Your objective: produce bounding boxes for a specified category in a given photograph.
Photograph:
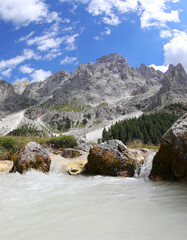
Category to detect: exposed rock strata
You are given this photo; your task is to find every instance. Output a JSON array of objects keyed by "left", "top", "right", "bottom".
[{"left": 13, "top": 79, "right": 30, "bottom": 95}]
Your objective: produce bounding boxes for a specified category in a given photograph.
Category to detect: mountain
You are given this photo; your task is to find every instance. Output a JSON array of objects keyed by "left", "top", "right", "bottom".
[
  {"left": 0, "top": 53, "right": 186, "bottom": 135},
  {"left": 22, "top": 70, "right": 69, "bottom": 102},
  {"left": 0, "top": 80, "right": 36, "bottom": 116},
  {"left": 144, "top": 63, "right": 187, "bottom": 111},
  {"left": 13, "top": 79, "right": 30, "bottom": 95}
]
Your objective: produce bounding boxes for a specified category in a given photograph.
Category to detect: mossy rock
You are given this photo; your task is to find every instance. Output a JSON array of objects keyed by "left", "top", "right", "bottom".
[
  {"left": 86, "top": 146, "right": 135, "bottom": 177},
  {"left": 13, "top": 142, "right": 51, "bottom": 173}
]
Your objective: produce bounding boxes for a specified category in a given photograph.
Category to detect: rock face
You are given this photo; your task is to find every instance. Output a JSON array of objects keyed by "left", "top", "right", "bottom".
[
  {"left": 86, "top": 140, "right": 136, "bottom": 177},
  {"left": 61, "top": 148, "right": 81, "bottom": 158},
  {"left": 0, "top": 80, "right": 36, "bottom": 115},
  {"left": 22, "top": 53, "right": 164, "bottom": 130},
  {"left": 13, "top": 79, "right": 30, "bottom": 95},
  {"left": 149, "top": 114, "right": 187, "bottom": 181},
  {"left": 22, "top": 70, "right": 69, "bottom": 101},
  {"left": 14, "top": 142, "right": 51, "bottom": 173},
  {"left": 145, "top": 64, "right": 187, "bottom": 111},
  {"left": 1, "top": 53, "right": 187, "bottom": 136}
]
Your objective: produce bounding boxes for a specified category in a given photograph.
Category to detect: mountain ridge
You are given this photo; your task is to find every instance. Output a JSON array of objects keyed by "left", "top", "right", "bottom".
[{"left": 0, "top": 53, "right": 186, "bottom": 136}]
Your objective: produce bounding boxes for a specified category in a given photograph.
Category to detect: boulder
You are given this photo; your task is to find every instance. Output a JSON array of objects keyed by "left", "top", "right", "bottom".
[
  {"left": 61, "top": 148, "right": 81, "bottom": 158},
  {"left": 86, "top": 140, "right": 138, "bottom": 177},
  {"left": 75, "top": 137, "right": 92, "bottom": 151},
  {"left": 14, "top": 142, "right": 51, "bottom": 173},
  {"left": 149, "top": 114, "right": 187, "bottom": 181},
  {"left": 67, "top": 160, "right": 87, "bottom": 175},
  {"left": 0, "top": 160, "right": 13, "bottom": 172}
]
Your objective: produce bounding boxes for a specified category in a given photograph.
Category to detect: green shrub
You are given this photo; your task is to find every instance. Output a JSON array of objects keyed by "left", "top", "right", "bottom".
[
  {"left": 0, "top": 137, "right": 17, "bottom": 151},
  {"left": 48, "top": 135, "right": 77, "bottom": 148},
  {"left": 8, "top": 124, "right": 45, "bottom": 137}
]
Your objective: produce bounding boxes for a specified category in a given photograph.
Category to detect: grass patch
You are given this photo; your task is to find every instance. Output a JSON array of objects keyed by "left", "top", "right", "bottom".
[
  {"left": 0, "top": 135, "right": 77, "bottom": 159},
  {"left": 48, "top": 135, "right": 77, "bottom": 148},
  {"left": 52, "top": 104, "right": 81, "bottom": 112},
  {"left": 94, "top": 120, "right": 102, "bottom": 125},
  {"left": 126, "top": 140, "right": 159, "bottom": 150}
]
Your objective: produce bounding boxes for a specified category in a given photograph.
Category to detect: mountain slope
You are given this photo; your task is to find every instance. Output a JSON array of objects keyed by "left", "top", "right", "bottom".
[
  {"left": 145, "top": 63, "right": 187, "bottom": 111},
  {"left": 0, "top": 80, "right": 36, "bottom": 116}
]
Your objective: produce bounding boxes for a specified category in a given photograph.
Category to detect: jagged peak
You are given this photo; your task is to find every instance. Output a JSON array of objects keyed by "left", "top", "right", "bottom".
[
  {"left": 52, "top": 70, "right": 69, "bottom": 76},
  {"left": 96, "top": 53, "right": 127, "bottom": 64},
  {"left": 176, "top": 63, "right": 185, "bottom": 72},
  {"left": 13, "top": 78, "right": 30, "bottom": 85}
]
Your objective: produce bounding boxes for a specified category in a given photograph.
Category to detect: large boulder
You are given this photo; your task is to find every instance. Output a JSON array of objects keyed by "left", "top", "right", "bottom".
[
  {"left": 75, "top": 137, "right": 92, "bottom": 151},
  {"left": 149, "top": 114, "right": 187, "bottom": 181},
  {"left": 86, "top": 140, "right": 138, "bottom": 177},
  {"left": 14, "top": 142, "right": 51, "bottom": 173}
]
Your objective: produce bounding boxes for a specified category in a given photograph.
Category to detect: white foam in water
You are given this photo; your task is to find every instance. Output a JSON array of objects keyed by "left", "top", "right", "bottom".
[
  {"left": 138, "top": 152, "right": 156, "bottom": 179},
  {"left": 0, "top": 163, "right": 187, "bottom": 240}
]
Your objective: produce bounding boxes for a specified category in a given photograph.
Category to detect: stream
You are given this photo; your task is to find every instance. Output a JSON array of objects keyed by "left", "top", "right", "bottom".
[{"left": 0, "top": 154, "right": 187, "bottom": 240}]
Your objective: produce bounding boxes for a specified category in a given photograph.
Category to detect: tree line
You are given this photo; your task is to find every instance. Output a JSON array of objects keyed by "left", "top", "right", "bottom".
[{"left": 102, "top": 112, "right": 179, "bottom": 145}]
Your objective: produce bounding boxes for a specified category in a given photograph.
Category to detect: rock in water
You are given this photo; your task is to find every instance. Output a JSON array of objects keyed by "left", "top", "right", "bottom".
[
  {"left": 149, "top": 114, "right": 187, "bottom": 181},
  {"left": 15, "top": 142, "right": 51, "bottom": 173},
  {"left": 67, "top": 161, "right": 87, "bottom": 175},
  {"left": 86, "top": 140, "right": 137, "bottom": 177},
  {"left": 0, "top": 160, "right": 14, "bottom": 172}
]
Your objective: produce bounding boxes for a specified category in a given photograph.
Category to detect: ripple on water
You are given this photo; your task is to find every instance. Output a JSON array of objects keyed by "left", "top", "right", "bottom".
[{"left": 0, "top": 171, "right": 187, "bottom": 240}]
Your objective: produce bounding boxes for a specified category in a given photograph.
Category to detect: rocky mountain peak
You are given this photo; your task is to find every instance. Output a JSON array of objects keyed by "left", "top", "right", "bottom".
[
  {"left": 167, "top": 63, "right": 187, "bottom": 86},
  {"left": 96, "top": 53, "right": 127, "bottom": 64},
  {"left": 13, "top": 78, "right": 31, "bottom": 95},
  {"left": 166, "top": 64, "right": 175, "bottom": 74},
  {"left": 139, "top": 63, "right": 164, "bottom": 81}
]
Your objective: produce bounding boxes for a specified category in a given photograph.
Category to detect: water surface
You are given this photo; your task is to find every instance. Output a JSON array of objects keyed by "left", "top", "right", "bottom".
[{"left": 0, "top": 170, "right": 187, "bottom": 240}]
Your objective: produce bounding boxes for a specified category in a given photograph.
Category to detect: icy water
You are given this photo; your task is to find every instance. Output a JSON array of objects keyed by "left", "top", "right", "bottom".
[{"left": 0, "top": 162, "right": 187, "bottom": 240}]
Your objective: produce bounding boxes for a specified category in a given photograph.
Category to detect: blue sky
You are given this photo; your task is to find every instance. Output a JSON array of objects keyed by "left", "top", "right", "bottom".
[{"left": 0, "top": 0, "right": 187, "bottom": 83}]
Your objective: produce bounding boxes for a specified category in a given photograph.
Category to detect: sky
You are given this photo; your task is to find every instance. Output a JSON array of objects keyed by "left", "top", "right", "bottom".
[{"left": 0, "top": 0, "right": 187, "bottom": 83}]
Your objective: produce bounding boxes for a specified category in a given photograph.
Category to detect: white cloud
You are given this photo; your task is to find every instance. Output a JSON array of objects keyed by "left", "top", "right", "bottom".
[
  {"left": 59, "top": 0, "right": 89, "bottom": 3},
  {"left": 60, "top": 0, "right": 180, "bottom": 29},
  {"left": 103, "top": 14, "right": 121, "bottom": 26},
  {"left": 160, "top": 29, "right": 172, "bottom": 38},
  {"left": 150, "top": 29, "right": 187, "bottom": 73},
  {"left": 19, "top": 31, "right": 35, "bottom": 42},
  {"left": 0, "top": 0, "right": 48, "bottom": 27},
  {"left": 60, "top": 56, "right": 78, "bottom": 65},
  {"left": 44, "top": 49, "right": 62, "bottom": 60},
  {"left": 164, "top": 30, "right": 187, "bottom": 71},
  {"left": 28, "top": 35, "right": 63, "bottom": 51},
  {"left": 19, "top": 65, "right": 35, "bottom": 74},
  {"left": 63, "top": 34, "right": 79, "bottom": 50},
  {"left": 0, "top": 49, "right": 37, "bottom": 70},
  {"left": 1, "top": 68, "right": 12, "bottom": 77},
  {"left": 150, "top": 64, "right": 168, "bottom": 73},
  {"left": 139, "top": 0, "right": 179, "bottom": 28},
  {"left": 30, "top": 69, "right": 52, "bottom": 82},
  {"left": 94, "top": 27, "right": 111, "bottom": 40},
  {"left": 104, "top": 27, "right": 111, "bottom": 35},
  {"left": 0, "top": 49, "right": 40, "bottom": 80}
]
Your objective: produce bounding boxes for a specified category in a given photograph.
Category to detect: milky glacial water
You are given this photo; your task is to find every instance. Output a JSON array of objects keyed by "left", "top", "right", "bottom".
[{"left": 0, "top": 165, "right": 187, "bottom": 240}]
